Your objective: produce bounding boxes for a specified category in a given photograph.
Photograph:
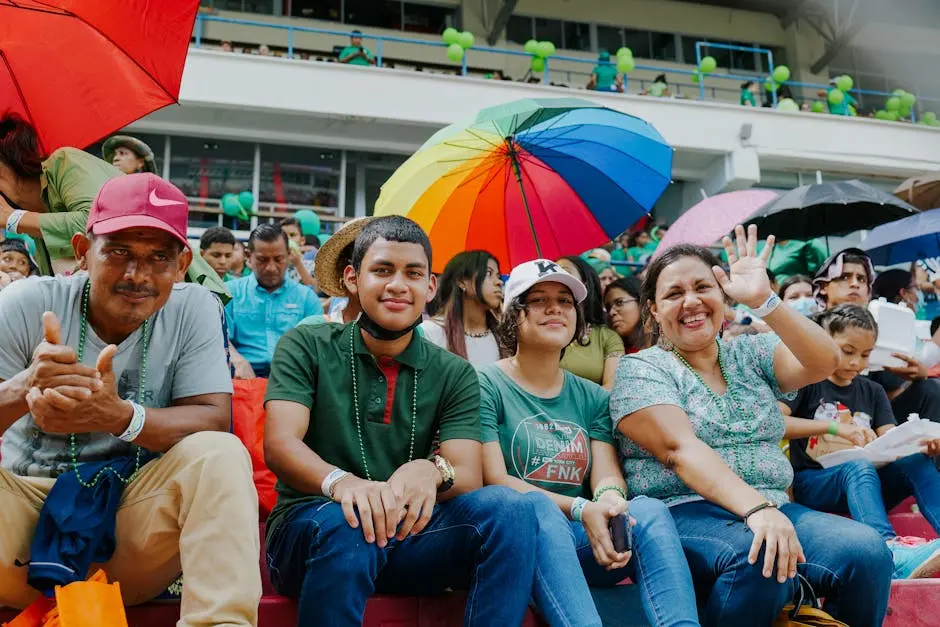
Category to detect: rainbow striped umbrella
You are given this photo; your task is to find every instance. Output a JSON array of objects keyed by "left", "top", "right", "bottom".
[{"left": 374, "top": 98, "right": 673, "bottom": 272}]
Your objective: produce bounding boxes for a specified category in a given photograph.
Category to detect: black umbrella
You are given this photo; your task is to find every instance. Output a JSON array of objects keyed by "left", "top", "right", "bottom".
[{"left": 745, "top": 180, "right": 918, "bottom": 241}]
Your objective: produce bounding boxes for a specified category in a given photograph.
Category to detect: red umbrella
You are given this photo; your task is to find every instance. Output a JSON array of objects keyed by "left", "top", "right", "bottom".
[{"left": 0, "top": 0, "right": 199, "bottom": 153}]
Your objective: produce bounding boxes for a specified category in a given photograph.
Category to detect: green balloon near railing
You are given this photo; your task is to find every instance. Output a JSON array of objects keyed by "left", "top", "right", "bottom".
[
  {"left": 811, "top": 101, "right": 826, "bottom": 113},
  {"left": 441, "top": 27, "right": 459, "bottom": 46},
  {"left": 901, "top": 92, "right": 917, "bottom": 107},
  {"left": 776, "top": 98, "right": 799, "bottom": 112},
  {"left": 887, "top": 110, "right": 901, "bottom": 121},
  {"left": 524, "top": 39, "right": 539, "bottom": 55},
  {"left": 885, "top": 97, "right": 901, "bottom": 112},
  {"left": 616, "top": 55, "right": 635, "bottom": 73},
  {"left": 221, "top": 193, "right": 241, "bottom": 218},
  {"left": 924, "top": 112, "right": 937, "bottom": 123},
  {"left": 616, "top": 47, "right": 632, "bottom": 59},
  {"left": 699, "top": 56, "right": 717, "bottom": 73},
  {"left": 317, "top": 233, "right": 330, "bottom": 247},
  {"left": 691, "top": 72, "right": 700, "bottom": 83},
  {"left": 294, "top": 209, "right": 321, "bottom": 236},
  {"left": 237, "top": 190, "right": 255, "bottom": 214},
  {"left": 836, "top": 75, "right": 853, "bottom": 92},
  {"left": 893, "top": 89, "right": 907, "bottom": 98},
  {"left": 446, "top": 43, "right": 464, "bottom": 62},
  {"left": 828, "top": 89, "right": 844, "bottom": 105},
  {"left": 457, "top": 31, "right": 474, "bottom": 49},
  {"left": 530, "top": 56, "right": 545, "bottom": 72},
  {"left": 764, "top": 79, "right": 775, "bottom": 92},
  {"left": 772, "top": 65, "right": 790, "bottom": 83},
  {"left": 537, "top": 41, "right": 555, "bottom": 57}
]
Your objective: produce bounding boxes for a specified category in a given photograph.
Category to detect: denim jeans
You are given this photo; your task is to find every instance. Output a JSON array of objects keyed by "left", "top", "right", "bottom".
[
  {"left": 266, "top": 485, "right": 537, "bottom": 627},
  {"left": 526, "top": 493, "right": 699, "bottom": 627},
  {"left": 793, "top": 455, "right": 940, "bottom": 541},
  {"left": 671, "top": 500, "right": 892, "bottom": 627}
]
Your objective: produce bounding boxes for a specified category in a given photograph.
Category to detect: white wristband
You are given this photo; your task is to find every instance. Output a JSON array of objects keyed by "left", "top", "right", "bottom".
[
  {"left": 571, "top": 497, "right": 589, "bottom": 522},
  {"left": 5, "top": 209, "right": 25, "bottom": 234},
  {"left": 118, "top": 401, "right": 146, "bottom": 442},
  {"left": 751, "top": 292, "right": 782, "bottom": 318},
  {"left": 321, "top": 468, "right": 349, "bottom": 500}
]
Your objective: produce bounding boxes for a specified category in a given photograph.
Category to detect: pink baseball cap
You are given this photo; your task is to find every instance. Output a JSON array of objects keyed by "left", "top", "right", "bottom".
[{"left": 87, "top": 173, "right": 189, "bottom": 247}]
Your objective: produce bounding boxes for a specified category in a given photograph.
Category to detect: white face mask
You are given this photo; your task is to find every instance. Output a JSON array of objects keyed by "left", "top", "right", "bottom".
[{"left": 789, "top": 296, "right": 819, "bottom": 317}]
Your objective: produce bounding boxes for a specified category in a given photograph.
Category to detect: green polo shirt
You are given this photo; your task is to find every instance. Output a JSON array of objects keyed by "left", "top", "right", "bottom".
[
  {"left": 339, "top": 45, "right": 375, "bottom": 66},
  {"left": 263, "top": 322, "right": 481, "bottom": 538}
]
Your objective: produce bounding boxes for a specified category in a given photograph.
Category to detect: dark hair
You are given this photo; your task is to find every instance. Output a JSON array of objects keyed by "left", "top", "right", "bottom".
[
  {"left": 931, "top": 316, "right": 940, "bottom": 338},
  {"left": 872, "top": 269, "right": 913, "bottom": 304},
  {"left": 640, "top": 244, "right": 725, "bottom": 344},
  {"left": 742, "top": 80, "right": 755, "bottom": 89},
  {"left": 279, "top": 217, "right": 301, "bottom": 230},
  {"left": 434, "top": 251, "right": 501, "bottom": 360},
  {"left": 248, "top": 223, "right": 288, "bottom": 250},
  {"left": 559, "top": 256, "right": 605, "bottom": 326},
  {"left": 497, "top": 284, "right": 586, "bottom": 358},
  {"left": 200, "top": 226, "right": 236, "bottom": 251},
  {"left": 811, "top": 304, "right": 878, "bottom": 337},
  {"left": 654, "top": 73, "right": 668, "bottom": 84},
  {"left": 0, "top": 114, "right": 44, "bottom": 179},
  {"left": 779, "top": 274, "right": 812, "bottom": 299},
  {"left": 0, "top": 238, "right": 37, "bottom": 275},
  {"left": 351, "top": 216, "right": 431, "bottom": 272},
  {"left": 605, "top": 276, "right": 648, "bottom": 350},
  {"left": 351, "top": 29, "right": 363, "bottom": 37},
  {"left": 627, "top": 230, "right": 649, "bottom": 248}
]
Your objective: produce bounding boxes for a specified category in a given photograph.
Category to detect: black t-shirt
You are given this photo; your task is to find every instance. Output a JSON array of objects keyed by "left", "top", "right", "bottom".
[{"left": 785, "top": 377, "right": 897, "bottom": 471}]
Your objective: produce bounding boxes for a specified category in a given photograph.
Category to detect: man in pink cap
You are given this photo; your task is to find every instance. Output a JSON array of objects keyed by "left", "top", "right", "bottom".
[{"left": 0, "top": 174, "right": 260, "bottom": 625}]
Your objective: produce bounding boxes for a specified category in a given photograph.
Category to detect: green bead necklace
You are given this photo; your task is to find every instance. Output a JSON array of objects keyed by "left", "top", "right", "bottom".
[
  {"left": 67, "top": 281, "right": 148, "bottom": 487},
  {"left": 671, "top": 340, "right": 743, "bottom": 421},
  {"left": 350, "top": 323, "right": 417, "bottom": 481}
]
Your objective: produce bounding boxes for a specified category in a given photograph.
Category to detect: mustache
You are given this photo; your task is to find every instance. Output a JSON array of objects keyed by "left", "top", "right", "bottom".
[{"left": 113, "top": 282, "right": 158, "bottom": 297}]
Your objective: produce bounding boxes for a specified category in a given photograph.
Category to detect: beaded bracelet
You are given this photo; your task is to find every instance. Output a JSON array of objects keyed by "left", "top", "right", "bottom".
[{"left": 593, "top": 485, "right": 628, "bottom": 503}]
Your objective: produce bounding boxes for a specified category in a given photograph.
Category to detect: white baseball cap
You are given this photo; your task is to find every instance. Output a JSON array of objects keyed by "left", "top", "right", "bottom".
[{"left": 503, "top": 259, "right": 588, "bottom": 313}]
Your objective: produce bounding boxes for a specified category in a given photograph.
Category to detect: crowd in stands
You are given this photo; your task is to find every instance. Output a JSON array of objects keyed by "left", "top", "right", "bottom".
[{"left": 6, "top": 111, "right": 940, "bottom": 627}]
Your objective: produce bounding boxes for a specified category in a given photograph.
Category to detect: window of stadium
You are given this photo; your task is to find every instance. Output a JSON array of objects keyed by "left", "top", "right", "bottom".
[{"left": 289, "top": 0, "right": 456, "bottom": 33}]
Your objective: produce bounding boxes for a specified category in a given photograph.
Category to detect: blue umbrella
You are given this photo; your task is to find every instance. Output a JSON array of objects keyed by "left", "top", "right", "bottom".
[{"left": 862, "top": 208, "right": 940, "bottom": 266}]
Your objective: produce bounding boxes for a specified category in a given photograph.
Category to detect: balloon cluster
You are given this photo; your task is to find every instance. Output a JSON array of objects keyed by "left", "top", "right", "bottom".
[
  {"left": 613, "top": 46, "right": 635, "bottom": 73},
  {"left": 524, "top": 39, "right": 556, "bottom": 72},
  {"left": 221, "top": 191, "right": 255, "bottom": 221},
  {"left": 874, "top": 89, "right": 922, "bottom": 122},
  {"left": 761, "top": 65, "right": 792, "bottom": 92},
  {"left": 442, "top": 28, "right": 474, "bottom": 62}
]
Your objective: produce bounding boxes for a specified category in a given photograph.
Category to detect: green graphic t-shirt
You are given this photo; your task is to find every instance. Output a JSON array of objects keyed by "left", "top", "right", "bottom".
[{"left": 478, "top": 364, "right": 614, "bottom": 498}]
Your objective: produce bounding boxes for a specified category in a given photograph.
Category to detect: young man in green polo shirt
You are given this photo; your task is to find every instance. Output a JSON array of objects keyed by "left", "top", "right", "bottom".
[{"left": 263, "top": 216, "right": 539, "bottom": 626}]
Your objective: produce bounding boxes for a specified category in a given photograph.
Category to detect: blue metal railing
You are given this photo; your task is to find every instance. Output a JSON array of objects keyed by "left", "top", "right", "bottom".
[{"left": 192, "top": 13, "right": 938, "bottom": 120}]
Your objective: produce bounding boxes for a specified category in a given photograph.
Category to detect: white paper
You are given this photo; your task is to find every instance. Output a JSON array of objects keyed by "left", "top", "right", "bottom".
[{"left": 815, "top": 416, "right": 940, "bottom": 469}]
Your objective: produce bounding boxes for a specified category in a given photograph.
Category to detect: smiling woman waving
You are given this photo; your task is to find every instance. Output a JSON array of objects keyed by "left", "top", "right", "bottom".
[{"left": 611, "top": 225, "right": 893, "bottom": 627}]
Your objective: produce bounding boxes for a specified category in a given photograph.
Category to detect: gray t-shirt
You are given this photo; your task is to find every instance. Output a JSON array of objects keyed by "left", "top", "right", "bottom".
[{"left": 0, "top": 274, "right": 233, "bottom": 478}]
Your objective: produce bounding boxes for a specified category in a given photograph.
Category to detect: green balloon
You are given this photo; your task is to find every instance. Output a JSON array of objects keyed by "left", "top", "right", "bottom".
[
  {"left": 530, "top": 56, "right": 545, "bottom": 72},
  {"left": 893, "top": 89, "right": 907, "bottom": 98},
  {"left": 457, "top": 31, "right": 474, "bottom": 49},
  {"left": 828, "top": 89, "right": 844, "bottom": 105},
  {"left": 691, "top": 72, "right": 700, "bottom": 83},
  {"left": 776, "top": 98, "right": 799, "bottom": 112},
  {"left": 317, "top": 233, "right": 330, "bottom": 247},
  {"left": 925, "top": 112, "right": 938, "bottom": 123},
  {"left": 699, "top": 56, "right": 717, "bottom": 73},
  {"left": 874, "top": 110, "right": 888, "bottom": 120},
  {"left": 885, "top": 97, "right": 901, "bottom": 111},
  {"left": 537, "top": 41, "right": 555, "bottom": 57},
  {"left": 616, "top": 47, "right": 633, "bottom": 59},
  {"left": 887, "top": 110, "right": 901, "bottom": 121},
  {"left": 836, "top": 75, "right": 853, "bottom": 92},
  {"left": 811, "top": 101, "right": 826, "bottom": 113},
  {"left": 237, "top": 190, "right": 254, "bottom": 214},
  {"left": 900, "top": 103, "right": 912, "bottom": 117},
  {"left": 901, "top": 92, "right": 917, "bottom": 107},
  {"left": 446, "top": 43, "right": 464, "bottom": 62},
  {"left": 764, "top": 79, "right": 775, "bottom": 92},
  {"left": 294, "top": 209, "right": 321, "bottom": 236},
  {"left": 524, "top": 39, "right": 539, "bottom": 55},
  {"left": 441, "top": 27, "right": 459, "bottom": 45},
  {"left": 221, "top": 193, "right": 240, "bottom": 218},
  {"left": 616, "top": 55, "right": 635, "bottom": 73},
  {"left": 772, "top": 65, "right": 790, "bottom": 83}
]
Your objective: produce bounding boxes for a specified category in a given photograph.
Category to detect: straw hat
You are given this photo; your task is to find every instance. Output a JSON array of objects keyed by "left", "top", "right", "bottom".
[
  {"left": 315, "top": 217, "right": 375, "bottom": 297},
  {"left": 102, "top": 135, "right": 157, "bottom": 174}
]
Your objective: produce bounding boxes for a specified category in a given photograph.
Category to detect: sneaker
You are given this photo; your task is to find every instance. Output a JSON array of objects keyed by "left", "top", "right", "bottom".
[{"left": 888, "top": 536, "right": 940, "bottom": 579}]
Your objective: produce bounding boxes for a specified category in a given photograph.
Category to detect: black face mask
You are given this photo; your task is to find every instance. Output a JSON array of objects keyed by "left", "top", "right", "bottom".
[{"left": 357, "top": 309, "right": 422, "bottom": 342}]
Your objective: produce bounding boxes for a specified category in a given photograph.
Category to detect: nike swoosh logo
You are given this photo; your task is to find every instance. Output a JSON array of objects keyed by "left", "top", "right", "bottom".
[{"left": 149, "top": 189, "right": 185, "bottom": 207}]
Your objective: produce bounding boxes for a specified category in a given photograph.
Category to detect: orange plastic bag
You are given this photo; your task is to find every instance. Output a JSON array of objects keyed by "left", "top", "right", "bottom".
[
  {"left": 232, "top": 378, "right": 277, "bottom": 516},
  {"left": 3, "top": 571, "right": 127, "bottom": 627}
]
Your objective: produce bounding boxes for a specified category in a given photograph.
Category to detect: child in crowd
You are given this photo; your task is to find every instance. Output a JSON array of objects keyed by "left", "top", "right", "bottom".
[
  {"left": 200, "top": 226, "right": 237, "bottom": 280},
  {"left": 0, "top": 238, "right": 38, "bottom": 289},
  {"left": 479, "top": 260, "right": 698, "bottom": 626},
  {"left": 778, "top": 274, "right": 817, "bottom": 316},
  {"left": 782, "top": 304, "right": 940, "bottom": 579}
]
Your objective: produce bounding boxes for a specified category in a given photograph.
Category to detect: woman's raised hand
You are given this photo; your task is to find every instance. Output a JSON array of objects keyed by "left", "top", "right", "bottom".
[{"left": 712, "top": 224, "right": 776, "bottom": 310}]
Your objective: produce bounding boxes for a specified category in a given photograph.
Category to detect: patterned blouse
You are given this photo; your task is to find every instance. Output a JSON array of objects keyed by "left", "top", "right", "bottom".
[{"left": 610, "top": 333, "right": 794, "bottom": 507}]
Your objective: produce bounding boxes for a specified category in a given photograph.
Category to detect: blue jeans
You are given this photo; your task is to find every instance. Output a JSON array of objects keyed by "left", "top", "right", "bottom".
[
  {"left": 671, "top": 500, "right": 892, "bottom": 627},
  {"left": 266, "top": 486, "right": 537, "bottom": 627},
  {"left": 527, "top": 493, "right": 699, "bottom": 627},
  {"left": 793, "top": 455, "right": 940, "bottom": 541}
]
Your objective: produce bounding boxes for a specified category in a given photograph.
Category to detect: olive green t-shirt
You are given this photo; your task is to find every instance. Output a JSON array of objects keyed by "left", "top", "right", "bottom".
[
  {"left": 559, "top": 325, "right": 624, "bottom": 385},
  {"left": 479, "top": 365, "right": 613, "bottom": 499},
  {"left": 263, "top": 323, "right": 481, "bottom": 538}
]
